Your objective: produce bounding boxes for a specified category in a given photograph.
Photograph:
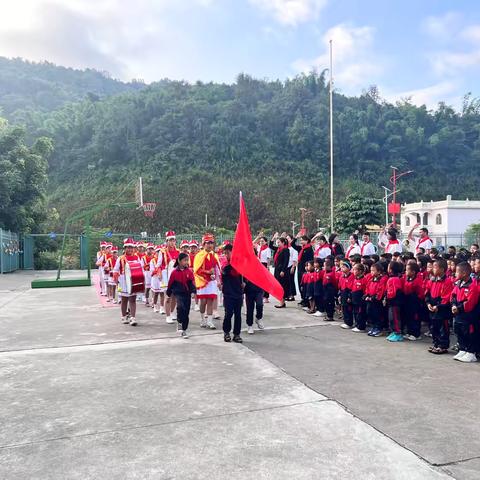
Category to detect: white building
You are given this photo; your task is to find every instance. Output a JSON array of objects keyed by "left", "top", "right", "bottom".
[{"left": 400, "top": 196, "right": 480, "bottom": 246}]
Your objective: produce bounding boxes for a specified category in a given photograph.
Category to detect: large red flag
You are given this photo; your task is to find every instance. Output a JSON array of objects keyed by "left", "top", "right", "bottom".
[{"left": 231, "top": 192, "right": 284, "bottom": 301}]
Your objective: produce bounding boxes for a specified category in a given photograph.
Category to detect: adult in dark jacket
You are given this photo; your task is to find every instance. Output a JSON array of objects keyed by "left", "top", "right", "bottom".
[
  {"left": 329, "top": 233, "right": 345, "bottom": 257},
  {"left": 291, "top": 234, "right": 313, "bottom": 306},
  {"left": 269, "top": 233, "right": 290, "bottom": 308}
]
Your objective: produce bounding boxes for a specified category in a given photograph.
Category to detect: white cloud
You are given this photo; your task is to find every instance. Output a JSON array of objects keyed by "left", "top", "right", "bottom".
[
  {"left": 461, "top": 25, "right": 480, "bottom": 44},
  {"left": 292, "top": 23, "right": 382, "bottom": 90},
  {"left": 423, "top": 12, "right": 462, "bottom": 40},
  {"left": 249, "top": 0, "right": 327, "bottom": 26},
  {"left": 384, "top": 81, "right": 461, "bottom": 110}
]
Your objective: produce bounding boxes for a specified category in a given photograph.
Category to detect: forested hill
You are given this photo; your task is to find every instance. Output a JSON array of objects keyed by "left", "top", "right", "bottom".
[
  {"left": 1, "top": 58, "right": 480, "bottom": 234},
  {"left": 0, "top": 57, "right": 145, "bottom": 123}
]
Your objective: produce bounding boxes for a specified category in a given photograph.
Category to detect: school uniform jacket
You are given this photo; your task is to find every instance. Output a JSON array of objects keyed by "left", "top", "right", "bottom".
[
  {"left": 425, "top": 275, "right": 453, "bottom": 319},
  {"left": 365, "top": 275, "right": 388, "bottom": 301},
  {"left": 451, "top": 278, "right": 479, "bottom": 322},
  {"left": 386, "top": 276, "right": 404, "bottom": 306}
]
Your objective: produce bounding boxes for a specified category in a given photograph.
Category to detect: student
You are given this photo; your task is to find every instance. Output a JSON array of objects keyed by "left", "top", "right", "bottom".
[
  {"left": 164, "top": 231, "right": 180, "bottom": 324},
  {"left": 221, "top": 244, "right": 244, "bottom": 343},
  {"left": 254, "top": 235, "right": 272, "bottom": 303},
  {"left": 351, "top": 263, "right": 368, "bottom": 332},
  {"left": 113, "top": 238, "right": 140, "bottom": 326},
  {"left": 188, "top": 240, "right": 200, "bottom": 311},
  {"left": 313, "top": 260, "right": 325, "bottom": 317},
  {"left": 166, "top": 253, "right": 196, "bottom": 339},
  {"left": 345, "top": 234, "right": 361, "bottom": 259},
  {"left": 140, "top": 243, "right": 155, "bottom": 306},
  {"left": 339, "top": 261, "right": 354, "bottom": 329},
  {"left": 402, "top": 262, "right": 424, "bottom": 340},
  {"left": 386, "top": 261, "right": 405, "bottom": 342},
  {"left": 360, "top": 232, "right": 376, "bottom": 256},
  {"left": 451, "top": 262, "right": 479, "bottom": 362},
  {"left": 245, "top": 249, "right": 266, "bottom": 335},
  {"left": 425, "top": 259, "right": 454, "bottom": 354},
  {"left": 292, "top": 234, "right": 314, "bottom": 307},
  {"left": 151, "top": 245, "right": 166, "bottom": 314},
  {"left": 365, "top": 262, "right": 388, "bottom": 337},
  {"left": 105, "top": 246, "right": 118, "bottom": 303},
  {"left": 269, "top": 233, "right": 290, "bottom": 308},
  {"left": 193, "top": 233, "right": 220, "bottom": 329},
  {"left": 301, "top": 261, "right": 315, "bottom": 314},
  {"left": 96, "top": 241, "right": 108, "bottom": 296},
  {"left": 322, "top": 258, "right": 338, "bottom": 322},
  {"left": 329, "top": 233, "right": 345, "bottom": 257}
]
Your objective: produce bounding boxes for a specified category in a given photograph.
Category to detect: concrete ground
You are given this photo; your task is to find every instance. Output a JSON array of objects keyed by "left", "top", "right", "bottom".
[{"left": 0, "top": 270, "right": 477, "bottom": 479}]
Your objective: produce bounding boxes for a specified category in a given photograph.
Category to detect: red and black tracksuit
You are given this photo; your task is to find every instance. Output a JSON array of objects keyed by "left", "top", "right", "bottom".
[
  {"left": 365, "top": 274, "right": 388, "bottom": 331},
  {"left": 167, "top": 267, "right": 197, "bottom": 331},
  {"left": 451, "top": 278, "right": 479, "bottom": 353},
  {"left": 403, "top": 274, "right": 424, "bottom": 338},
  {"left": 386, "top": 275, "right": 405, "bottom": 334},
  {"left": 323, "top": 269, "right": 338, "bottom": 320},
  {"left": 313, "top": 270, "right": 324, "bottom": 313},
  {"left": 338, "top": 272, "right": 354, "bottom": 326},
  {"left": 351, "top": 275, "right": 368, "bottom": 330},
  {"left": 425, "top": 275, "right": 454, "bottom": 349}
]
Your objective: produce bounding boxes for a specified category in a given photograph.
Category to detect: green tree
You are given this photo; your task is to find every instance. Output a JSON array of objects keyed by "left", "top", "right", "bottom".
[
  {"left": 335, "top": 193, "right": 382, "bottom": 234},
  {"left": 0, "top": 118, "right": 53, "bottom": 232}
]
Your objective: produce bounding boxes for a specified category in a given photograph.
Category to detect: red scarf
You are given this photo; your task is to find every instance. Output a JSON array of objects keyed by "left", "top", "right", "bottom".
[
  {"left": 298, "top": 243, "right": 311, "bottom": 263},
  {"left": 257, "top": 244, "right": 268, "bottom": 260},
  {"left": 360, "top": 242, "right": 371, "bottom": 255},
  {"left": 274, "top": 245, "right": 286, "bottom": 264}
]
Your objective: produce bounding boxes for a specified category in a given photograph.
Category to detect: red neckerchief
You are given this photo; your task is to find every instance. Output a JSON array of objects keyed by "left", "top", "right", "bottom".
[
  {"left": 257, "top": 244, "right": 268, "bottom": 260},
  {"left": 387, "top": 240, "right": 399, "bottom": 251},
  {"left": 274, "top": 245, "right": 286, "bottom": 264},
  {"left": 345, "top": 244, "right": 358, "bottom": 258},
  {"left": 416, "top": 237, "right": 432, "bottom": 251},
  {"left": 360, "top": 242, "right": 371, "bottom": 255},
  {"left": 298, "top": 243, "right": 311, "bottom": 263}
]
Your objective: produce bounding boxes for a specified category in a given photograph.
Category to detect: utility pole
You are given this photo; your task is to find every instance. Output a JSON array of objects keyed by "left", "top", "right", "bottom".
[{"left": 329, "top": 39, "right": 334, "bottom": 233}]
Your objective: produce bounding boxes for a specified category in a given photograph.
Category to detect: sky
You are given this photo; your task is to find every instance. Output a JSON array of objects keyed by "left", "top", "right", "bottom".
[{"left": 1, "top": 0, "right": 480, "bottom": 109}]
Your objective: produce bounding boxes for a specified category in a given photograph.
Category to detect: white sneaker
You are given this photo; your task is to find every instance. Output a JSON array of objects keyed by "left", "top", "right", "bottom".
[
  {"left": 194, "top": 304, "right": 200, "bottom": 312},
  {"left": 171, "top": 312, "right": 177, "bottom": 321},
  {"left": 106, "top": 298, "right": 111, "bottom": 303},
  {"left": 159, "top": 306, "right": 165, "bottom": 315},
  {"left": 129, "top": 317, "right": 137, "bottom": 326},
  {"left": 166, "top": 316, "right": 175, "bottom": 324},
  {"left": 247, "top": 326, "right": 254, "bottom": 334},
  {"left": 255, "top": 319, "right": 265, "bottom": 330},
  {"left": 153, "top": 305, "right": 160, "bottom": 313},
  {"left": 453, "top": 350, "right": 467, "bottom": 361},
  {"left": 181, "top": 331, "right": 189, "bottom": 339},
  {"left": 206, "top": 318, "right": 216, "bottom": 329},
  {"left": 405, "top": 334, "right": 418, "bottom": 341},
  {"left": 352, "top": 327, "right": 363, "bottom": 333},
  {"left": 213, "top": 311, "right": 220, "bottom": 319},
  {"left": 340, "top": 324, "right": 352, "bottom": 329},
  {"left": 177, "top": 323, "right": 183, "bottom": 333},
  {"left": 121, "top": 316, "right": 129, "bottom": 324},
  {"left": 302, "top": 307, "right": 309, "bottom": 311},
  {"left": 313, "top": 311, "right": 322, "bottom": 317},
  {"left": 458, "top": 352, "right": 477, "bottom": 363}
]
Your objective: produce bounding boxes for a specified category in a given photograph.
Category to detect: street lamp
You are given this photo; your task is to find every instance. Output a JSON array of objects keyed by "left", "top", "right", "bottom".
[
  {"left": 316, "top": 219, "right": 321, "bottom": 230},
  {"left": 389, "top": 166, "right": 413, "bottom": 227},
  {"left": 290, "top": 221, "right": 300, "bottom": 237}
]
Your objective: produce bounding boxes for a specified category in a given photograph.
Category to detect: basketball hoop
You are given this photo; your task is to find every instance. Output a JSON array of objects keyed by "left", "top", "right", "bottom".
[{"left": 143, "top": 202, "right": 156, "bottom": 218}]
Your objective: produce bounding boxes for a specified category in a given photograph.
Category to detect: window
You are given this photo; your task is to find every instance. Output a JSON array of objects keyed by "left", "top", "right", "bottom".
[
  {"left": 405, "top": 216, "right": 410, "bottom": 227},
  {"left": 436, "top": 214, "right": 442, "bottom": 225},
  {"left": 416, "top": 213, "right": 421, "bottom": 224},
  {"left": 423, "top": 213, "right": 429, "bottom": 225}
]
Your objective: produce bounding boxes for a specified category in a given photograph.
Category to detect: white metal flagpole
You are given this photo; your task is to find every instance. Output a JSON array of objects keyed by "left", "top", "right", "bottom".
[{"left": 329, "top": 39, "right": 334, "bottom": 233}]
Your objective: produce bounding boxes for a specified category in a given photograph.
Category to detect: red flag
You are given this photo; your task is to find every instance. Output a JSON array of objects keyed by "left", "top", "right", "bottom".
[{"left": 231, "top": 192, "right": 284, "bottom": 301}]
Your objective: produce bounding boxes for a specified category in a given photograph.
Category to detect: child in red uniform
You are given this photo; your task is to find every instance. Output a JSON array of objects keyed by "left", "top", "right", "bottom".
[
  {"left": 167, "top": 253, "right": 196, "bottom": 339},
  {"left": 312, "top": 260, "right": 325, "bottom": 317},
  {"left": 451, "top": 262, "right": 479, "bottom": 362},
  {"left": 189, "top": 240, "right": 200, "bottom": 311},
  {"left": 301, "top": 261, "right": 315, "bottom": 314},
  {"left": 339, "top": 261, "right": 354, "bottom": 329},
  {"left": 386, "top": 262, "right": 405, "bottom": 342},
  {"left": 351, "top": 263, "right": 368, "bottom": 332},
  {"left": 322, "top": 258, "right": 338, "bottom": 322},
  {"left": 402, "top": 261, "right": 424, "bottom": 340},
  {"left": 425, "top": 259, "right": 454, "bottom": 354},
  {"left": 365, "top": 262, "right": 388, "bottom": 337}
]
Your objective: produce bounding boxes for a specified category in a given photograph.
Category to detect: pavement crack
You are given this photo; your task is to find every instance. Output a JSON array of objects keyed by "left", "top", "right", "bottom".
[
  {"left": 434, "top": 454, "right": 480, "bottom": 467},
  {"left": 0, "top": 399, "right": 326, "bottom": 451}
]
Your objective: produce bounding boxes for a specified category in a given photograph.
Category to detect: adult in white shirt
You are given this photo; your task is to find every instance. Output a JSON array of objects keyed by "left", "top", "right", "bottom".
[
  {"left": 286, "top": 234, "right": 299, "bottom": 301},
  {"left": 311, "top": 233, "right": 332, "bottom": 260},
  {"left": 378, "top": 227, "right": 402, "bottom": 254},
  {"left": 408, "top": 224, "right": 433, "bottom": 254},
  {"left": 360, "top": 232, "right": 376, "bottom": 256},
  {"left": 345, "top": 234, "right": 361, "bottom": 259}
]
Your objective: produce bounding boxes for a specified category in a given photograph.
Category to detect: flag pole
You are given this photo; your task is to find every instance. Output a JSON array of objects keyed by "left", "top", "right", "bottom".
[{"left": 329, "top": 39, "right": 334, "bottom": 233}]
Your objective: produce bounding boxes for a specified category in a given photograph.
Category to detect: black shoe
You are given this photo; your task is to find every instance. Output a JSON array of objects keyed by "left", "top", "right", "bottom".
[
  {"left": 233, "top": 335, "right": 243, "bottom": 343},
  {"left": 224, "top": 333, "right": 231, "bottom": 342}
]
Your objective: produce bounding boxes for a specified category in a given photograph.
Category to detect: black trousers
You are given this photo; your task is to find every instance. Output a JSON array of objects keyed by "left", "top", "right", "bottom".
[
  {"left": 366, "top": 300, "right": 383, "bottom": 330},
  {"left": 404, "top": 295, "right": 420, "bottom": 337},
  {"left": 431, "top": 314, "right": 450, "bottom": 349},
  {"left": 454, "top": 317, "right": 476, "bottom": 353},
  {"left": 175, "top": 293, "right": 191, "bottom": 331},
  {"left": 352, "top": 303, "right": 366, "bottom": 330},
  {"left": 223, "top": 296, "right": 242, "bottom": 335},
  {"left": 342, "top": 303, "right": 353, "bottom": 326},
  {"left": 245, "top": 290, "right": 263, "bottom": 326},
  {"left": 288, "top": 270, "right": 296, "bottom": 297},
  {"left": 261, "top": 263, "right": 269, "bottom": 298}
]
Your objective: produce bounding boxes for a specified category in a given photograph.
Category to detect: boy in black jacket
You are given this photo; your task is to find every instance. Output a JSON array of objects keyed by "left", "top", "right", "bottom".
[{"left": 222, "top": 244, "right": 244, "bottom": 343}]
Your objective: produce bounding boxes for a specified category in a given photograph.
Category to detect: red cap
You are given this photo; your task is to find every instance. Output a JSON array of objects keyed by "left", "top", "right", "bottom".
[
  {"left": 202, "top": 233, "right": 215, "bottom": 244},
  {"left": 123, "top": 238, "right": 136, "bottom": 247},
  {"left": 165, "top": 231, "right": 176, "bottom": 240}
]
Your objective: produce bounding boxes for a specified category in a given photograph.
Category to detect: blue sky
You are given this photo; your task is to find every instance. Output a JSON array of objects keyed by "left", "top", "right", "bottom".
[{"left": 1, "top": 0, "right": 480, "bottom": 109}]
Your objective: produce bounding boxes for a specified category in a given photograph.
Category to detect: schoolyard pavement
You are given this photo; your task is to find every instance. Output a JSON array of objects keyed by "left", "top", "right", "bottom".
[{"left": 0, "top": 270, "right": 478, "bottom": 479}]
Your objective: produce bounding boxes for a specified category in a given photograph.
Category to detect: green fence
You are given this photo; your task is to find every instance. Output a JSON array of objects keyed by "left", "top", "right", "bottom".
[{"left": 0, "top": 229, "right": 20, "bottom": 273}]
